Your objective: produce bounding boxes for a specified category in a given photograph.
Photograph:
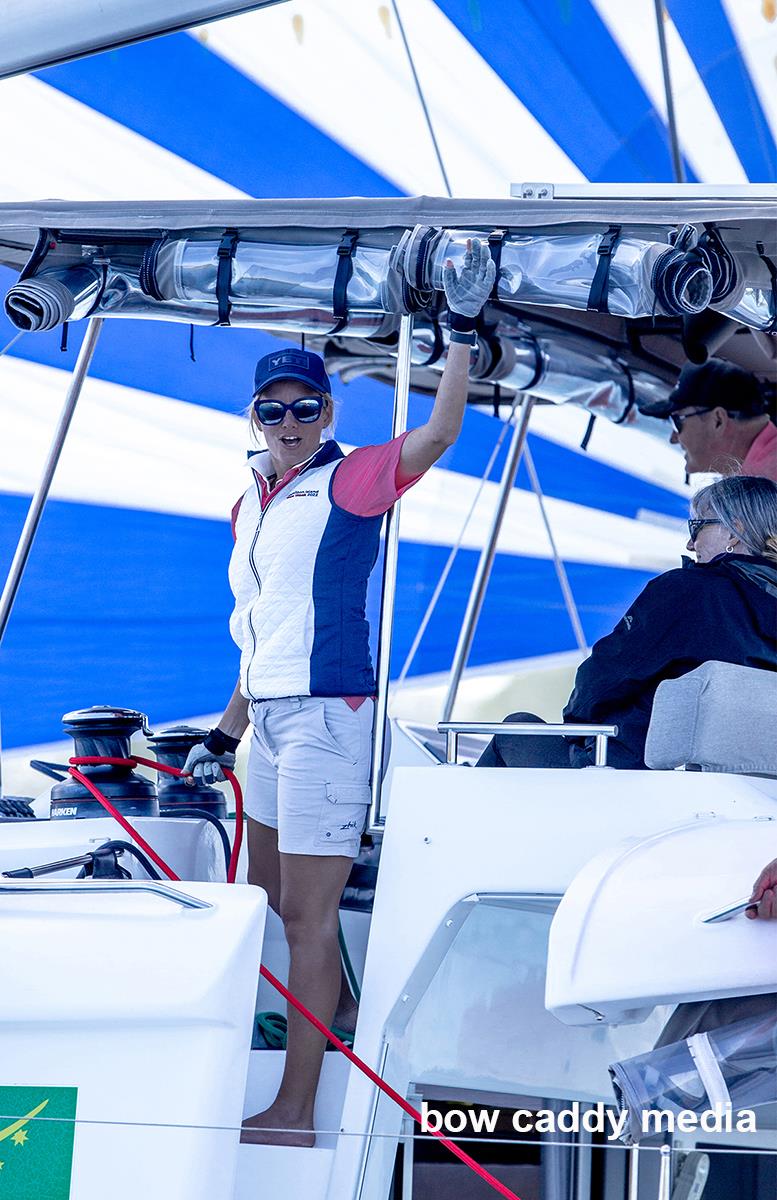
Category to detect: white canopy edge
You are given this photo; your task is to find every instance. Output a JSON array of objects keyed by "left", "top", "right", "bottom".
[
  {"left": 0, "top": 194, "right": 775, "bottom": 242},
  {"left": 1, "top": 0, "right": 288, "bottom": 80}
]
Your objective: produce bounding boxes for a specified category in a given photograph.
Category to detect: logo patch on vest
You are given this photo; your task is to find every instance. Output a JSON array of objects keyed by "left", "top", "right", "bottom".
[{"left": 286, "top": 489, "right": 319, "bottom": 499}]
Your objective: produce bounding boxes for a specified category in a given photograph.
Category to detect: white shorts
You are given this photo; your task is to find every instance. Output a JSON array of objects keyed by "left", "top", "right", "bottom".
[{"left": 244, "top": 696, "right": 374, "bottom": 858}]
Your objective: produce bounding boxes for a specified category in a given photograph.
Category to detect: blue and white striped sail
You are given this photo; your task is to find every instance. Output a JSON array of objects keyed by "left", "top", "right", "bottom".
[{"left": 1, "top": 0, "right": 775, "bottom": 750}]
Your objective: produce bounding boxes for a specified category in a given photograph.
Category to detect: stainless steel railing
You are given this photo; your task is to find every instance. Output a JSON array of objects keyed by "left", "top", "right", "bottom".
[
  {"left": 438, "top": 721, "right": 618, "bottom": 767},
  {"left": 0, "top": 880, "right": 212, "bottom": 910}
]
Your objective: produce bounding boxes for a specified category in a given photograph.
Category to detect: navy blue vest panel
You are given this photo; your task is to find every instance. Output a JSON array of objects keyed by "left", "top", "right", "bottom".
[{"left": 309, "top": 469, "right": 383, "bottom": 696}]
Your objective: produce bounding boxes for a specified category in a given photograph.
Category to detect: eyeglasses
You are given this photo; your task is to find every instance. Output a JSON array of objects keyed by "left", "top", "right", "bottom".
[
  {"left": 670, "top": 408, "right": 711, "bottom": 434},
  {"left": 687, "top": 517, "right": 720, "bottom": 542},
  {"left": 253, "top": 395, "right": 324, "bottom": 426}
]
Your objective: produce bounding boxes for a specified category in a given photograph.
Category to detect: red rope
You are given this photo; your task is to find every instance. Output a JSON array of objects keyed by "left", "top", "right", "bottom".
[
  {"left": 65, "top": 757, "right": 520, "bottom": 1200},
  {"left": 69, "top": 766, "right": 181, "bottom": 881},
  {"left": 259, "top": 962, "right": 522, "bottom": 1200},
  {"left": 68, "top": 755, "right": 243, "bottom": 883}
]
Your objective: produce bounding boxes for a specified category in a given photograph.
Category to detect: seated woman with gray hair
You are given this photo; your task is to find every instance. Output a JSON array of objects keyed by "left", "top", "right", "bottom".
[{"left": 478, "top": 475, "right": 777, "bottom": 771}]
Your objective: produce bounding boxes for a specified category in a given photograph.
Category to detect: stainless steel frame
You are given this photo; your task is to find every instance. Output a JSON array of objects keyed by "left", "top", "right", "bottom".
[
  {"left": 0, "top": 879, "right": 212, "bottom": 909},
  {"left": 524, "top": 440, "right": 586, "bottom": 653},
  {"left": 368, "top": 313, "right": 414, "bottom": 829},
  {"left": 628, "top": 1145, "right": 640, "bottom": 1200},
  {"left": 440, "top": 395, "right": 535, "bottom": 723},
  {"left": 354, "top": 1040, "right": 391, "bottom": 1200},
  {"left": 657, "top": 1144, "right": 673, "bottom": 1200},
  {"left": 439, "top": 721, "right": 618, "bottom": 768},
  {"left": 0, "top": 316, "right": 103, "bottom": 647},
  {"left": 400, "top": 1085, "right": 423, "bottom": 1200}
]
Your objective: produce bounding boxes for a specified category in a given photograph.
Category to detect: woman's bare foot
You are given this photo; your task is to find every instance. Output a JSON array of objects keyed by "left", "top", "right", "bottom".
[{"left": 240, "top": 1101, "right": 315, "bottom": 1147}]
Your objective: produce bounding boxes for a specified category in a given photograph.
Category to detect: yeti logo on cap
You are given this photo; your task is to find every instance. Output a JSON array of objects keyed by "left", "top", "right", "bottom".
[
  {"left": 270, "top": 351, "right": 310, "bottom": 370},
  {"left": 254, "top": 348, "right": 331, "bottom": 397}
]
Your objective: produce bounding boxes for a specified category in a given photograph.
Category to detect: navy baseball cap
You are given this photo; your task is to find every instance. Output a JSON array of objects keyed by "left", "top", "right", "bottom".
[
  {"left": 253, "top": 349, "right": 331, "bottom": 397},
  {"left": 645, "top": 358, "right": 767, "bottom": 419}
]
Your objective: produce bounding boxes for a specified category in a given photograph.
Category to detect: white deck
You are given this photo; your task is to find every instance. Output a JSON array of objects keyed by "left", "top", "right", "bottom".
[{"left": 0, "top": 761, "right": 775, "bottom": 1199}]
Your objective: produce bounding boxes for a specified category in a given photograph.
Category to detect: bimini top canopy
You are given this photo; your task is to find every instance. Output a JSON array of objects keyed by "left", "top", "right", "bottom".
[
  {"left": 1, "top": 0, "right": 289, "bottom": 80},
  {"left": 1, "top": 192, "right": 775, "bottom": 437}
]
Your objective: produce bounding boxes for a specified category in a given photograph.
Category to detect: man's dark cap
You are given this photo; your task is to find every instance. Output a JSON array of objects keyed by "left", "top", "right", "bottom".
[
  {"left": 646, "top": 358, "right": 768, "bottom": 419},
  {"left": 253, "top": 349, "right": 331, "bottom": 397}
]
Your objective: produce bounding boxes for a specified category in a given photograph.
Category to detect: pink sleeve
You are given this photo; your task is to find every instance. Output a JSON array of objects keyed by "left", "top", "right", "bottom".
[
  {"left": 230, "top": 495, "right": 244, "bottom": 541},
  {"left": 332, "top": 431, "right": 425, "bottom": 517}
]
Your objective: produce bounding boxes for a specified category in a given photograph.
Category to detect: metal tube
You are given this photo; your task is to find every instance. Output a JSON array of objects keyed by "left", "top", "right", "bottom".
[
  {"left": 401, "top": 1086, "right": 422, "bottom": 1200},
  {"left": 594, "top": 734, "right": 608, "bottom": 767},
  {"left": 446, "top": 729, "right": 458, "bottom": 764},
  {"left": 438, "top": 721, "right": 617, "bottom": 739},
  {"left": 0, "top": 317, "right": 103, "bottom": 648},
  {"left": 368, "top": 314, "right": 414, "bottom": 829},
  {"left": 0, "top": 880, "right": 212, "bottom": 910},
  {"left": 524, "top": 441, "right": 587, "bottom": 653},
  {"left": 394, "top": 403, "right": 517, "bottom": 692},
  {"left": 440, "top": 395, "right": 535, "bottom": 722},
  {"left": 657, "top": 1144, "right": 672, "bottom": 1200},
  {"left": 628, "top": 1145, "right": 640, "bottom": 1200},
  {"left": 355, "top": 1040, "right": 391, "bottom": 1200},
  {"left": 653, "top": 0, "right": 685, "bottom": 183},
  {"left": 575, "top": 1122, "right": 593, "bottom": 1200}
]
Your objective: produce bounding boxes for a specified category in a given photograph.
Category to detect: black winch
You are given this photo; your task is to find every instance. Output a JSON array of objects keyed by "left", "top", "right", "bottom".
[
  {"left": 146, "top": 726, "right": 227, "bottom": 819},
  {"left": 50, "top": 706, "right": 159, "bottom": 820}
]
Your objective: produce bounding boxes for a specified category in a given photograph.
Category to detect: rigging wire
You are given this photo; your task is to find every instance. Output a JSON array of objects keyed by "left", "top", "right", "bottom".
[
  {"left": 390, "top": 0, "right": 453, "bottom": 197},
  {"left": 653, "top": 0, "right": 685, "bottom": 183},
  {"left": 0, "top": 331, "right": 24, "bottom": 357},
  {"left": 4, "top": 1109, "right": 746, "bottom": 1156},
  {"left": 394, "top": 396, "right": 520, "bottom": 694},
  {"left": 523, "top": 441, "right": 588, "bottom": 654}
]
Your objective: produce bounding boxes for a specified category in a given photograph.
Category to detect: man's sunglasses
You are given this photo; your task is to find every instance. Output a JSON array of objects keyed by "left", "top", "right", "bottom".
[
  {"left": 253, "top": 395, "right": 325, "bottom": 426},
  {"left": 669, "top": 407, "right": 711, "bottom": 434},
  {"left": 687, "top": 517, "right": 720, "bottom": 542}
]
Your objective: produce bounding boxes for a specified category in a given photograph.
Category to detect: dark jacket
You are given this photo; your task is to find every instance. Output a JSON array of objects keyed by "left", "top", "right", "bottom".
[{"left": 563, "top": 554, "right": 777, "bottom": 769}]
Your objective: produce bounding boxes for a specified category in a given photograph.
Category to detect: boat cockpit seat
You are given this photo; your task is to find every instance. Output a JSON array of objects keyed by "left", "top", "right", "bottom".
[{"left": 645, "top": 660, "right": 777, "bottom": 776}]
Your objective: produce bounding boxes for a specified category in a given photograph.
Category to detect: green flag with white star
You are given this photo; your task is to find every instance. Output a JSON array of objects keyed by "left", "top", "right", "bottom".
[{"left": 0, "top": 1086, "right": 77, "bottom": 1199}]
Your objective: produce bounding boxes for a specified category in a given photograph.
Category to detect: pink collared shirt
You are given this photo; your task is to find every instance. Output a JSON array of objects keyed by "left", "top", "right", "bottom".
[{"left": 742, "top": 422, "right": 777, "bottom": 482}]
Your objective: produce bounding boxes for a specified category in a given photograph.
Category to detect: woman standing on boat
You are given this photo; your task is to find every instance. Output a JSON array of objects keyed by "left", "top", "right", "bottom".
[{"left": 185, "top": 240, "right": 494, "bottom": 1146}]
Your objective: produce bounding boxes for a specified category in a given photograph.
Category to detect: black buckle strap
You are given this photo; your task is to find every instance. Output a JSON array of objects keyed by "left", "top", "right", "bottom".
[
  {"left": 756, "top": 240, "right": 777, "bottom": 334},
  {"left": 613, "top": 358, "right": 636, "bottom": 425},
  {"left": 331, "top": 229, "right": 359, "bottom": 334},
  {"left": 700, "top": 223, "right": 737, "bottom": 304},
  {"left": 487, "top": 228, "right": 508, "bottom": 299},
  {"left": 216, "top": 228, "right": 239, "bottom": 327},
  {"left": 587, "top": 225, "right": 621, "bottom": 314},
  {"left": 580, "top": 413, "right": 596, "bottom": 452}
]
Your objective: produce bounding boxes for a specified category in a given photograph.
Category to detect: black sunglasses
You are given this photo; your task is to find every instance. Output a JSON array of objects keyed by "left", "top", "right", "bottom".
[
  {"left": 253, "top": 395, "right": 325, "bottom": 426},
  {"left": 687, "top": 517, "right": 720, "bottom": 542},
  {"left": 670, "top": 407, "right": 711, "bottom": 434}
]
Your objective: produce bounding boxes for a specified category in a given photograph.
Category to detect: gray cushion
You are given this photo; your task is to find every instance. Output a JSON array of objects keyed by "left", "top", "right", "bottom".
[{"left": 645, "top": 661, "right": 777, "bottom": 775}]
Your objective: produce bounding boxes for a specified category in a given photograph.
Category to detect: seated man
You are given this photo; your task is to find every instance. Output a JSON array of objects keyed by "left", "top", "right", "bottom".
[
  {"left": 653, "top": 358, "right": 776, "bottom": 481},
  {"left": 478, "top": 476, "right": 777, "bottom": 771}
]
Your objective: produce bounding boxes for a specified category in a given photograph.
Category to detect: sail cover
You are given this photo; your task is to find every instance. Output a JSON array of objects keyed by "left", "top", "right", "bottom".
[{"left": 1, "top": 0, "right": 776, "bottom": 750}]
